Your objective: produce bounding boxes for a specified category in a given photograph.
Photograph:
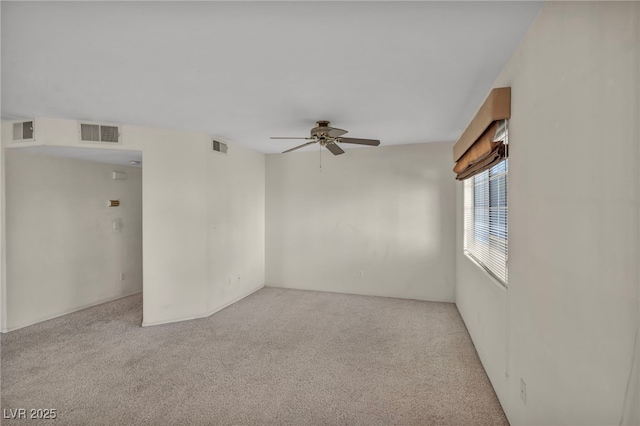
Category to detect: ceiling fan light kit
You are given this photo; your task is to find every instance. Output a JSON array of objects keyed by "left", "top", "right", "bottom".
[{"left": 271, "top": 121, "right": 381, "bottom": 155}]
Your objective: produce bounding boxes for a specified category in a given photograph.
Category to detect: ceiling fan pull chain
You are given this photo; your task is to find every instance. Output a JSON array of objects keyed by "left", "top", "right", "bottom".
[{"left": 319, "top": 143, "right": 322, "bottom": 172}]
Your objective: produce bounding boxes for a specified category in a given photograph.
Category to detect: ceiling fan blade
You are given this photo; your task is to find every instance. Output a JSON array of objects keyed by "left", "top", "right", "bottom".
[
  {"left": 327, "top": 127, "right": 348, "bottom": 138},
  {"left": 283, "top": 141, "right": 317, "bottom": 153},
  {"left": 325, "top": 142, "right": 345, "bottom": 155},
  {"left": 271, "top": 137, "right": 314, "bottom": 140},
  {"left": 338, "top": 137, "right": 380, "bottom": 146}
]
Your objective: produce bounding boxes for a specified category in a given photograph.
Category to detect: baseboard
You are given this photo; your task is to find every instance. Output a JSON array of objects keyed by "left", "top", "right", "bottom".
[
  {"left": 141, "top": 284, "right": 264, "bottom": 328},
  {"left": 1, "top": 290, "right": 142, "bottom": 333},
  {"left": 264, "top": 285, "right": 455, "bottom": 304}
]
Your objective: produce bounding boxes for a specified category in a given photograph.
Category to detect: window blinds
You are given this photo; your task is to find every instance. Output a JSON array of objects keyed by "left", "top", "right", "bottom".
[{"left": 464, "top": 160, "right": 508, "bottom": 284}]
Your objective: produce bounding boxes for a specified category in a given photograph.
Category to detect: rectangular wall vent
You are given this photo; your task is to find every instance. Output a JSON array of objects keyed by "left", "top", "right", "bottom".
[
  {"left": 81, "top": 124, "right": 100, "bottom": 141},
  {"left": 80, "top": 123, "right": 121, "bottom": 143},
  {"left": 212, "top": 140, "right": 228, "bottom": 154},
  {"left": 13, "top": 121, "right": 34, "bottom": 141},
  {"left": 101, "top": 125, "right": 119, "bottom": 142}
]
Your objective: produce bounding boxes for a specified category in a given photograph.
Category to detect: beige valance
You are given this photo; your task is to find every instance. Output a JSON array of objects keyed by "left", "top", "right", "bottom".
[{"left": 453, "top": 87, "right": 510, "bottom": 180}]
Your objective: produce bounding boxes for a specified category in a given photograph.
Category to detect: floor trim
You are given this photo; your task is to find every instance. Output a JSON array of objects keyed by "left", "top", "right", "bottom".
[
  {"left": 1, "top": 290, "right": 142, "bottom": 333},
  {"left": 141, "top": 284, "right": 264, "bottom": 327}
]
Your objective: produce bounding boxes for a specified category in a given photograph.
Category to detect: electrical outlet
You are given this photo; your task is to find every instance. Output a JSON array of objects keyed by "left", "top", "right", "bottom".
[
  {"left": 520, "top": 379, "right": 526, "bottom": 405},
  {"left": 120, "top": 273, "right": 126, "bottom": 281},
  {"left": 358, "top": 270, "right": 364, "bottom": 278}
]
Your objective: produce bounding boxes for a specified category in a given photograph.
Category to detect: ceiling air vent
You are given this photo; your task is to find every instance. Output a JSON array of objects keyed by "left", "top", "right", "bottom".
[
  {"left": 212, "top": 140, "right": 228, "bottom": 154},
  {"left": 13, "top": 121, "right": 34, "bottom": 141},
  {"left": 80, "top": 123, "right": 121, "bottom": 143}
]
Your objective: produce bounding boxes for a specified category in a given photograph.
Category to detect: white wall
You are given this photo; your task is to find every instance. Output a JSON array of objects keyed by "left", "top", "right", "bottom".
[
  {"left": 0, "top": 0, "right": 3, "bottom": 332},
  {"left": 123, "top": 126, "right": 265, "bottom": 326},
  {"left": 4, "top": 150, "right": 142, "bottom": 331},
  {"left": 456, "top": 2, "right": 640, "bottom": 425},
  {"left": 129, "top": 125, "right": 211, "bottom": 325},
  {"left": 0, "top": 145, "right": 5, "bottom": 329},
  {"left": 1, "top": 118, "right": 266, "bottom": 329},
  {"left": 266, "top": 142, "right": 456, "bottom": 302},
  {"left": 207, "top": 144, "right": 265, "bottom": 316}
]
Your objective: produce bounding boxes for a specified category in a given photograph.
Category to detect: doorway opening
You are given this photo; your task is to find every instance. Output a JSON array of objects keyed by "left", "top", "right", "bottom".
[{"left": 2, "top": 145, "right": 143, "bottom": 331}]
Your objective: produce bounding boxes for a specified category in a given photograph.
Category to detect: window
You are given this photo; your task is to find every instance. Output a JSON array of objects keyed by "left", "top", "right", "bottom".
[{"left": 464, "top": 159, "right": 508, "bottom": 285}]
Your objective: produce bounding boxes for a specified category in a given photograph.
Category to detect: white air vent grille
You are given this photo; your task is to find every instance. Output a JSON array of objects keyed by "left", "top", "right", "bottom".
[
  {"left": 13, "top": 121, "right": 34, "bottom": 141},
  {"left": 101, "top": 125, "right": 119, "bottom": 142},
  {"left": 213, "top": 140, "right": 228, "bottom": 154},
  {"left": 80, "top": 123, "right": 120, "bottom": 143},
  {"left": 81, "top": 124, "right": 100, "bottom": 141}
]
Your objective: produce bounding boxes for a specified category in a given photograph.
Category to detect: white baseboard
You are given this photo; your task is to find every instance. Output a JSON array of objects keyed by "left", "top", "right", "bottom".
[
  {"left": 264, "top": 284, "right": 455, "bottom": 304},
  {"left": 142, "top": 284, "right": 264, "bottom": 328},
  {"left": 1, "top": 290, "right": 142, "bottom": 333}
]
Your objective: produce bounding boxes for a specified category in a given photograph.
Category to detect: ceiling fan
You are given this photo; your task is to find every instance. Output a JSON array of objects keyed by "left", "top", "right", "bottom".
[{"left": 271, "top": 121, "right": 381, "bottom": 155}]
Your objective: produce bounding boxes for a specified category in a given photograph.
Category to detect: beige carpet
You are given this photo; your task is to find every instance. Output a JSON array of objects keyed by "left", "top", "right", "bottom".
[{"left": 1, "top": 288, "right": 508, "bottom": 425}]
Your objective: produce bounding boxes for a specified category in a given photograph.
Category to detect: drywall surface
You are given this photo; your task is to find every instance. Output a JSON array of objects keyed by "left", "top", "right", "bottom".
[
  {"left": 4, "top": 150, "right": 142, "bottom": 331},
  {"left": 124, "top": 126, "right": 265, "bottom": 326},
  {"left": 1, "top": 119, "right": 266, "bottom": 328},
  {"left": 206, "top": 145, "right": 265, "bottom": 316},
  {"left": 128, "top": 126, "right": 211, "bottom": 325},
  {"left": 456, "top": 2, "right": 640, "bottom": 425},
  {"left": 266, "top": 142, "right": 456, "bottom": 302},
  {"left": 0, "top": 146, "right": 5, "bottom": 330}
]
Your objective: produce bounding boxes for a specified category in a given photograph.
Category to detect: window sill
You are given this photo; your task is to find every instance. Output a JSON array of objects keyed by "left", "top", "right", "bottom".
[{"left": 463, "top": 251, "right": 508, "bottom": 290}]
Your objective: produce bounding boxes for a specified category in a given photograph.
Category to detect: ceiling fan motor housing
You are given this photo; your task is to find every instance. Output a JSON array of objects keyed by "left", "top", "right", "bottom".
[{"left": 311, "top": 120, "right": 332, "bottom": 138}]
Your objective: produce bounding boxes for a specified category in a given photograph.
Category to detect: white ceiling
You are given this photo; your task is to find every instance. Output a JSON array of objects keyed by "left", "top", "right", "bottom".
[{"left": 1, "top": 1, "right": 543, "bottom": 154}]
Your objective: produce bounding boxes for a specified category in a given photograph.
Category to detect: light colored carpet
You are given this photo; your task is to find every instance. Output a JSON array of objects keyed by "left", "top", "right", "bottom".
[{"left": 1, "top": 287, "right": 508, "bottom": 425}]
